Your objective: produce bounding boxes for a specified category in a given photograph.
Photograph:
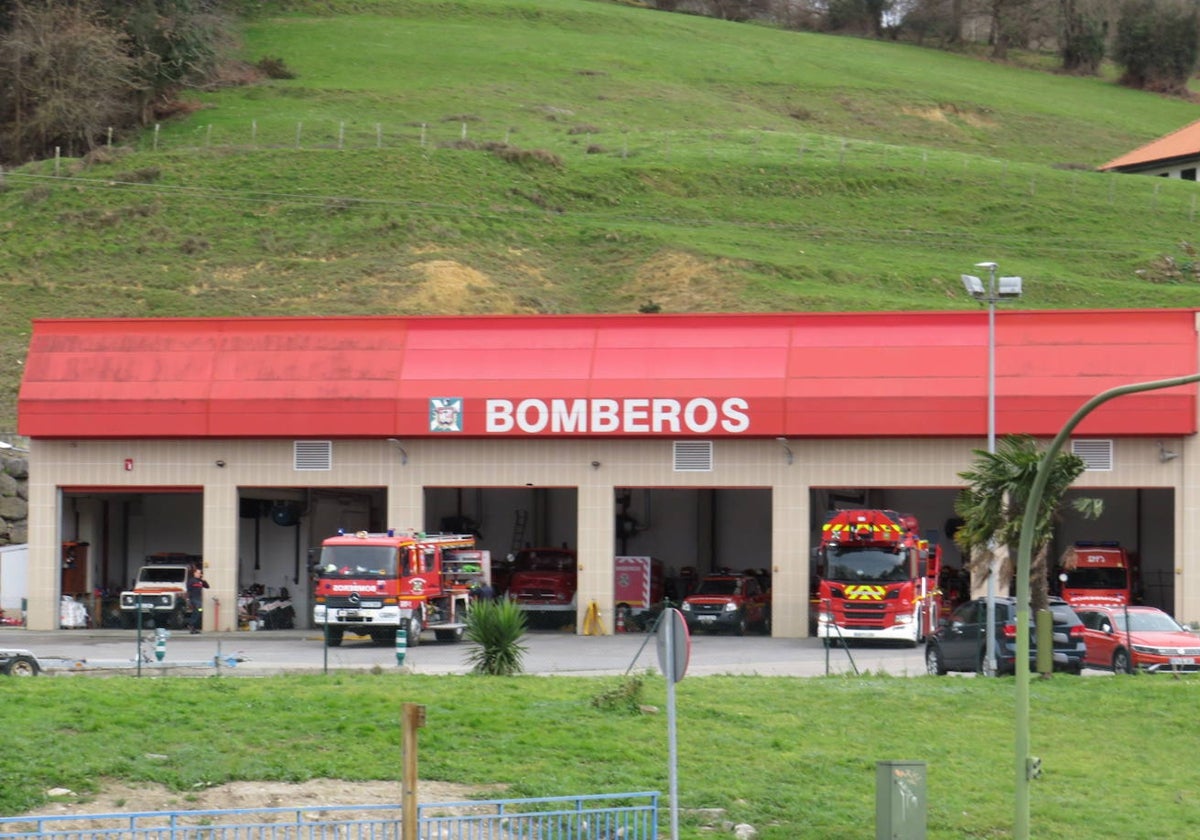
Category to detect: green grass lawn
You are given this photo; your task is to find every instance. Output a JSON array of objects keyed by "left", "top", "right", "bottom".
[
  {"left": 3, "top": 0, "right": 1199, "bottom": 430},
  {"left": 1, "top": 671, "right": 1197, "bottom": 838}
]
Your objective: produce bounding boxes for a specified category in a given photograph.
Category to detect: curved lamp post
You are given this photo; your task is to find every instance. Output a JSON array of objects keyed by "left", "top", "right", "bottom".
[{"left": 1013, "top": 371, "right": 1200, "bottom": 839}]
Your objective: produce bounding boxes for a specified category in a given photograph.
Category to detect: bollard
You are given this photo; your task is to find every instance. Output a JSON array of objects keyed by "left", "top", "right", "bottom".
[
  {"left": 155, "top": 627, "right": 168, "bottom": 662},
  {"left": 395, "top": 618, "right": 409, "bottom": 667},
  {"left": 1035, "top": 608, "right": 1053, "bottom": 676}
]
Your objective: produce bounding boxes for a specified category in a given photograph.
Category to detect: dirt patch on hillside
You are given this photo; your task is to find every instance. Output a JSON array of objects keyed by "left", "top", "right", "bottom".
[
  {"left": 24, "top": 779, "right": 505, "bottom": 818},
  {"left": 407, "top": 259, "right": 533, "bottom": 313},
  {"left": 621, "top": 250, "right": 745, "bottom": 311}
]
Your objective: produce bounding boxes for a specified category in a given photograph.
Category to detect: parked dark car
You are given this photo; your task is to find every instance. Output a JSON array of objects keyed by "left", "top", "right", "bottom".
[{"left": 925, "top": 596, "right": 1086, "bottom": 676}]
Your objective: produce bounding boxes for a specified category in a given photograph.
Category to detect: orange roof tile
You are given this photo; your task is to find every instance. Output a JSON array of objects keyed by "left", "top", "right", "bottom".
[{"left": 1099, "top": 117, "right": 1200, "bottom": 171}]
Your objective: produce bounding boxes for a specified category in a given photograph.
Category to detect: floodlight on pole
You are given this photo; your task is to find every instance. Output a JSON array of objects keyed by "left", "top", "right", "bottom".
[{"left": 962, "top": 261, "right": 1023, "bottom": 677}]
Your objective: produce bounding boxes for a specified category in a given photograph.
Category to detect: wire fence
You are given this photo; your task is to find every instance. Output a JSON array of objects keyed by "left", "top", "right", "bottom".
[{"left": 7, "top": 116, "right": 1200, "bottom": 230}]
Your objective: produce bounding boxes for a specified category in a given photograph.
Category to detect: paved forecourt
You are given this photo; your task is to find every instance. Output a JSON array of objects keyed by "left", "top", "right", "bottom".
[{"left": 0, "top": 627, "right": 931, "bottom": 678}]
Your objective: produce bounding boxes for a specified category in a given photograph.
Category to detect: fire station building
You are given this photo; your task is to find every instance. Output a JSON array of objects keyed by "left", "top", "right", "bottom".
[{"left": 15, "top": 309, "right": 1200, "bottom": 635}]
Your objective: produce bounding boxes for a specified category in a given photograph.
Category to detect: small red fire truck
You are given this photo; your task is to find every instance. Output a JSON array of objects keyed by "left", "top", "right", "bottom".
[
  {"left": 814, "top": 509, "right": 941, "bottom": 646},
  {"left": 1056, "top": 541, "right": 1138, "bottom": 608},
  {"left": 312, "top": 530, "right": 489, "bottom": 647}
]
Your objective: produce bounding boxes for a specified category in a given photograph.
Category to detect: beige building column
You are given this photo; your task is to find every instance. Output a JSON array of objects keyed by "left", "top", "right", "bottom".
[
  {"left": 772, "top": 481, "right": 809, "bottom": 637},
  {"left": 575, "top": 482, "right": 616, "bottom": 633},
  {"left": 1178, "top": 312, "right": 1200, "bottom": 623},
  {"left": 202, "top": 483, "right": 238, "bottom": 632},
  {"left": 24, "top": 459, "right": 58, "bottom": 630}
]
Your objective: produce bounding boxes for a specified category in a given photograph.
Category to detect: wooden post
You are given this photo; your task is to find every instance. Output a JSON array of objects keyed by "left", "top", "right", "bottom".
[{"left": 401, "top": 703, "right": 426, "bottom": 840}]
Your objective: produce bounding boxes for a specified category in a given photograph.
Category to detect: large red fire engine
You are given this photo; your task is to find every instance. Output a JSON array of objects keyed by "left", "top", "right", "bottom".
[
  {"left": 1056, "top": 541, "right": 1138, "bottom": 608},
  {"left": 312, "top": 530, "right": 489, "bottom": 647},
  {"left": 814, "top": 509, "right": 941, "bottom": 646}
]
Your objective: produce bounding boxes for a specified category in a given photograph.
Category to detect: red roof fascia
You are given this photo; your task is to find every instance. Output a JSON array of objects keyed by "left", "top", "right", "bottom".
[{"left": 17, "top": 311, "right": 1199, "bottom": 439}]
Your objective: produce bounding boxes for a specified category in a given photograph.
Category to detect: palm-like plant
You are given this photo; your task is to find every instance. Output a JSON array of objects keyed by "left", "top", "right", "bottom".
[
  {"left": 464, "top": 596, "right": 529, "bottom": 676},
  {"left": 954, "top": 435, "right": 1100, "bottom": 613}
]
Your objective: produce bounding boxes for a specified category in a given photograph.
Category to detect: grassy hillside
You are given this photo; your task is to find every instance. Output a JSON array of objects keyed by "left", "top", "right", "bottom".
[{"left": 2, "top": 0, "right": 1200, "bottom": 430}]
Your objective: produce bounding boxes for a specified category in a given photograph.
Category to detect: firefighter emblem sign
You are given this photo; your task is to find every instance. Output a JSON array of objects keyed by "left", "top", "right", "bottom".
[{"left": 429, "top": 398, "right": 463, "bottom": 432}]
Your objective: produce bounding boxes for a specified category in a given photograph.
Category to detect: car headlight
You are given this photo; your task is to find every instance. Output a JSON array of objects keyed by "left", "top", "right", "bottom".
[
  {"left": 1133, "top": 644, "right": 1175, "bottom": 656},
  {"left": 895, "top": 613, "right": 913, "bottom": 625},
  {"left": 723, "top": 602, "right": 737, "bottom": 613},
  {"left": 681, "top": 602, "right": 692, "bottom": 612}
]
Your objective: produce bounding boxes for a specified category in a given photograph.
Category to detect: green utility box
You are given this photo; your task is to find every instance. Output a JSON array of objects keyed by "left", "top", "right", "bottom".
[{"left": 876, "top": 760, "right": 926, "bottom": 840}]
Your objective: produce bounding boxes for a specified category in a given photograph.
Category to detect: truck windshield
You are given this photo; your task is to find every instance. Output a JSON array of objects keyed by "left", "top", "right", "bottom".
[
  {"left": 825, "top": 546, "right": 909, "bottom": 583},
  {"left": 695, "top": 578, "right": 740, "bottom": 596},
  {"left": 1063, "top": 567, "right": 1128, "bottom": 589},
  {"left": 139, "top": 567, "right": 188, "bottom": 583},
  {"left": 515, "top": 550, "right": 575, "bottom": 572},
  {"left": 317, "top": 546, "right": 398, "bottom": 578}
]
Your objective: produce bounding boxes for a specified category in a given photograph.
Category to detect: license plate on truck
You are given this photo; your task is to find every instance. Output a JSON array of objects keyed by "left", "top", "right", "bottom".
[
  {"left": 1170, "top": 656, "right": 1195, "bottom": 665},
  {"left": 699, "top": 615, "right": 716, "bottom": 623}
]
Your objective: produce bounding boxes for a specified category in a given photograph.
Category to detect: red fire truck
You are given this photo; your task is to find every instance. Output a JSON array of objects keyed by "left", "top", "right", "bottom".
[
  {"left": 312, "top": 530, "right": 488, "bottom": 647},
  {"left": 814, "top": 509, "right": 941, "bottom": 646},
  {"left": 1056, "top": 541, "right": 1138, "bottom": 608}
]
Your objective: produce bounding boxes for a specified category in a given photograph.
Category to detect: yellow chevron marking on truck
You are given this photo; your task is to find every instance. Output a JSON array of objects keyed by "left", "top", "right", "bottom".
[
  {"left": 823, "top": 523, "right": 902, "bottom": 534},
  {"left": 844, "top": 585, "right": 886, "bottom": 600}
]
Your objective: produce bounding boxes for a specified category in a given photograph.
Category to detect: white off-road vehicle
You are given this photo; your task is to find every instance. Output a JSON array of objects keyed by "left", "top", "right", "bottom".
[{"left": 119, "top": 564, "right": 192, "bottom": 629}]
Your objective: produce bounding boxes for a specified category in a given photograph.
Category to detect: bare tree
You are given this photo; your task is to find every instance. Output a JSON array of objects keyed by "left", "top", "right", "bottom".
[{"left": 0, "top": 1, "right": 139, "bottom": 164}]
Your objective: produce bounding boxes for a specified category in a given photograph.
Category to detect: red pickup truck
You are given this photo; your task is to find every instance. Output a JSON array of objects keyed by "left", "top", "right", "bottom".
[{"left": 681, "top": 572, "right": 771, "bottom": 636}]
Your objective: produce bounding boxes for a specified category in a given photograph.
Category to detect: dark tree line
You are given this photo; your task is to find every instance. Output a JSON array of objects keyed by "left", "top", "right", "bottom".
[
  {"left": 0, "top": 0, "right": 233, "bottom": 165},
  {"left": 654, "top": 0, "right": 1200, "bottom": 90}
]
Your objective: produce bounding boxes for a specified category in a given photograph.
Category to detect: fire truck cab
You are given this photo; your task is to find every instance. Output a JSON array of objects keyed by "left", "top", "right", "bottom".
[
  {"left": 814, "top": 509, "right": 941, "bottom": 646},
  {"left": 1057, "top": 541, "right": 1138, "bottom": 608},
  {"left": 313, "top": 530, "right": 486, "bottom": 647}
]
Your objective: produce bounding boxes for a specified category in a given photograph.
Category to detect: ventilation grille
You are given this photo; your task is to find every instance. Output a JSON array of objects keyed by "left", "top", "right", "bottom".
[
  {"left": 294, "top": 440, "right": 332, "bottom": 471},
  {"left": 1072, "top": 439, "right": 1113, "bottom": 472},
  {"left": 673, "top": 441, "right": 713, "bottom": 472}
]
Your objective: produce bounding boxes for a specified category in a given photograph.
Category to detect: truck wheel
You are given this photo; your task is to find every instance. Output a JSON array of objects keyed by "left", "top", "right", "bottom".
[
  {"left": 324, "top": 626, "right": 344, "bottom": 647},
  {"left": 3, "top": 655, "right": 40, "bottom": 677},
  {"left": 406, "top": 617, "right": 423, "bottom": 647},
  {"left": 733, "top": 613, "right": 747, "bottom": 636},
  {"left": 759, "top": 608, "right": 772, "bottom": 636}
]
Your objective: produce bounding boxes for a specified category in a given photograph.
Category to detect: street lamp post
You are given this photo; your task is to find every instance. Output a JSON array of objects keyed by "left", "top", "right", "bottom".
[{"left": 961, "top": 262, "right": 1022, "bottom": 676}]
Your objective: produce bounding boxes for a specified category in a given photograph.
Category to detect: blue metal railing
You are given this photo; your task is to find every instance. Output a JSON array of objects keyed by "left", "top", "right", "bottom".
[
  {"left": 0, "top": 793, "right": 659, "bottom": 840},
  {"left": 418, "top": 792, "right": 659, "bottom": 839}
]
